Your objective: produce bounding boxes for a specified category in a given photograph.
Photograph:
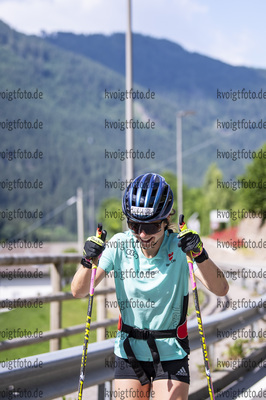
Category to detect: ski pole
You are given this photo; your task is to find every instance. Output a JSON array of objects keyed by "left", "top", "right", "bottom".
[
  {"left": 77, "top": 223, "right": 106, "bottom": 400},
  {"left": 179, "top": 216, "right": 215, "bottom": 400}
]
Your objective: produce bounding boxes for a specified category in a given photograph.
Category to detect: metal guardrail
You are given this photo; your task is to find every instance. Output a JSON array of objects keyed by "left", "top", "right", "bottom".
[
  {"left": 217, "top": 261, "right": 266, "bottom": 293},
  {"left": 189, "top": 294, "right": 266, "bottom": 350},
  {"left": 0, "top": 340, "right": 116, "bottom": 400},
  {"left": 0, "top": 295, "right": 265, "bottom": 400}
]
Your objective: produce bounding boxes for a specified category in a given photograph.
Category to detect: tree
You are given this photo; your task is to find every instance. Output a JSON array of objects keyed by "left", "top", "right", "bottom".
[
  {"left": 97, "top": 197, "right": 124, "bottom": 239},
  {"left": 200, "top": 163, "right": 237, "bottom": 234},
  {"left": 239, "top": 143, "right": 266, "bottom": 225},
  {"left": 162, "top": 170, "right": 204, "bottom": 229}
]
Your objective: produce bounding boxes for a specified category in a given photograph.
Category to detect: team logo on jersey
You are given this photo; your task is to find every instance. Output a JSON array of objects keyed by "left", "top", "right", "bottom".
[
  {"left": 166, "top": 252, "right": 176, "bottom": 266},
  {"left": 125, "top": 248, "right": 139, "bottom": 259}
]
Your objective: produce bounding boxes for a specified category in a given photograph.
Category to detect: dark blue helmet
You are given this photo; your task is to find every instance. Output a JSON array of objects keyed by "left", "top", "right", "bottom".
[{"left": 122, "top": 173, "right": 174, "bottom": 222}]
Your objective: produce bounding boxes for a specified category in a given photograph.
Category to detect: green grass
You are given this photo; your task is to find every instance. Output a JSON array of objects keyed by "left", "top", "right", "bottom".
[
  {"left": 0, "top": 294, "right": 97, "bottom": 361},
  {"left": 227, "top": 339, "right": 246, "bottom": 359}
]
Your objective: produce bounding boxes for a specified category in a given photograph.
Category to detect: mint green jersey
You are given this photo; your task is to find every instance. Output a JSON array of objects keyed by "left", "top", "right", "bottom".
[{"left": 99, "top": 229, "right": 190, "bottom": 361}]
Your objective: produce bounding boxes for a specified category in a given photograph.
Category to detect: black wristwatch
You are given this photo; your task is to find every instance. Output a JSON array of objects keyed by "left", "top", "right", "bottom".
[
  {"left": 81, "top": 257, "right": 92, "bottom": 269},
  {"left": 194, "top": 248, "right": 209, "bottom": 263}
]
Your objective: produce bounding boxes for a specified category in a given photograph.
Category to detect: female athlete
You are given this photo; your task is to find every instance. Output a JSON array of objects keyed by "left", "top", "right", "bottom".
[{"left": 71, "top": 173, "right": 229, "bottom": 400}]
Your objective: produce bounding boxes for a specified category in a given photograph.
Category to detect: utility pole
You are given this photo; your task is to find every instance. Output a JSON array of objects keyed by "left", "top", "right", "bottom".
[
  {"left": 125, "top": 0, "right": 134, "bottom": 182},
  {"left": 176, "top": 111, "right": 195, "bottom": 217},
  {"left": 76, "top": 187, "right": 84, "bottom": 254},
  {"left": 122, "top": 0, "right": 134, "bottom": 232}
]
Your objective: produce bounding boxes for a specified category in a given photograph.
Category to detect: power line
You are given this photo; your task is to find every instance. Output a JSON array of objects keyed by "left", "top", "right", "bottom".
[{"left": 9, "top": 195, "right": 77, "bottom": 241}]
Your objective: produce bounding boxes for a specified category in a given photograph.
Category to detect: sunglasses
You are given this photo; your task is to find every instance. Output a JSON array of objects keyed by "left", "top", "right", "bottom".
[{"left": 127, "top": 220, "right": 164, "bottom": 235}]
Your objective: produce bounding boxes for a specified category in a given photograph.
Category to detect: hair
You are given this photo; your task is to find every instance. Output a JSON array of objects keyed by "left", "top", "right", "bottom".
[{"left": 165, "top": 208, "right": 178, "bottom": 232}]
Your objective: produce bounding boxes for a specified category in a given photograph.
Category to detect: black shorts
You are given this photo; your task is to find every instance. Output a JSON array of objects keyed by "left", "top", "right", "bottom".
[{"left": 114, "top": 355, "right": 190, "bottom": 385}]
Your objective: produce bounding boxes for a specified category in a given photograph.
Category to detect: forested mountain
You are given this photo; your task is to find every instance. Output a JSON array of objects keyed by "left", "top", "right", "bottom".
[
  {"left": 0, "top": 20, "right": 265, "bottom": 239},
  {"left": 45, "top": 31, "right": 266, "bottom": 101}
]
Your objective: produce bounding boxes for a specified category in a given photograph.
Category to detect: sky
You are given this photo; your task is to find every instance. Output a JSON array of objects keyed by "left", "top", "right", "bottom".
[{"left": 0, "top": 0, "right": 265, "bottom": 69}]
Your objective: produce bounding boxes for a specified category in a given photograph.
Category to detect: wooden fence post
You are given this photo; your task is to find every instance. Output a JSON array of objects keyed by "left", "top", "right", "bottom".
[{"left": 50, "top": 261, "right": 63, "bottom": 351}]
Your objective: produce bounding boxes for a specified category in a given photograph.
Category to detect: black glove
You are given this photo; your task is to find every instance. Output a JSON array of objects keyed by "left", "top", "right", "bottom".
[
  {"left": 81, "top": 226, "right": 107, "bottom": 268},
  {"left": 83, "top": 233, "right": 107, "bottom": 258},
  {"left": 178, "top": 214, "right": 208, "bottom": 262}
]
